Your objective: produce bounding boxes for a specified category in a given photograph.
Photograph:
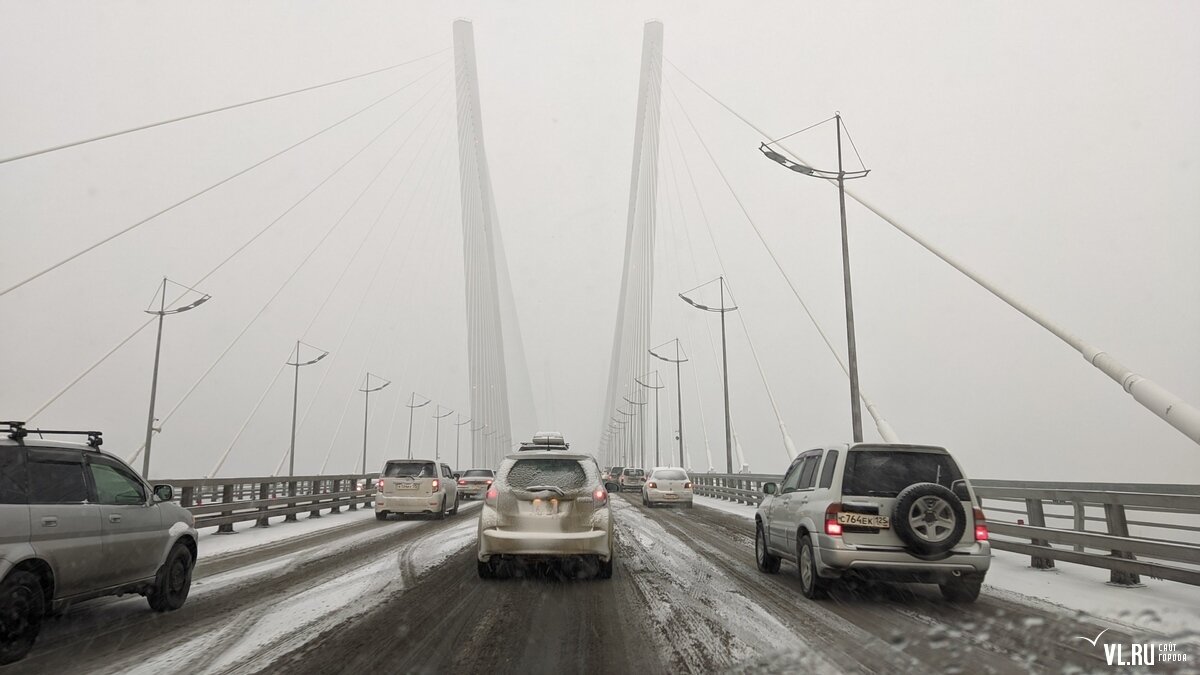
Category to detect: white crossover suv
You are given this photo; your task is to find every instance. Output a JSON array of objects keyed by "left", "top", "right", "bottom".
[
  {"left": 754, "top": 443, "right": 990, "bottom": 602},
  {"left": 641, "top": 467, "right": 693, "bottom": 507},
  {"left": 1, "top": 423, "right": 198, "bottom": 664},
  {"left": 375, "top": 459, "right": 459, "bottom": 520},
  {"left": 477, "top": 450, "right": 613, "bottom": 579}
]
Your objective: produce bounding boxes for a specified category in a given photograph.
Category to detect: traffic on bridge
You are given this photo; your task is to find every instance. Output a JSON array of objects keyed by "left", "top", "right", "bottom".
[{"left": 2, "top": 2, "right": 1198, "bottom": 674}]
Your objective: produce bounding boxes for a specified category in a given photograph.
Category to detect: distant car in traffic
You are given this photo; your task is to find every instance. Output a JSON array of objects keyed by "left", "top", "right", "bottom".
[
  {"left": 619, "top": 467, "right": 645, "bottom": 490},
  {"left": 605, "top": 465, "right": 626, "bottom": 489},
  {"left": 456, "top": 468, "right": 495, "bottom": 500},
  {"left": 642, "top": 467, "right": 693, "bottom": 508},
  {"left": 477, "top": 448, "right": 614, "bottom": 579},
  {"left": 754, "top": 443, "right": 990, "bottom": 602},
  {"left": 0, "top": 422, "right": 198, "bottom": 665},
  {"left": 375, "top": 459, "right": 460, "bottom": 520}
]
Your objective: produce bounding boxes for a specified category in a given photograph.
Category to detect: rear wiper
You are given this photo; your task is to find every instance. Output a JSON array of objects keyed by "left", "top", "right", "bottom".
[{"left": 525, "top": 485, "right": 566, "bottom": 496}]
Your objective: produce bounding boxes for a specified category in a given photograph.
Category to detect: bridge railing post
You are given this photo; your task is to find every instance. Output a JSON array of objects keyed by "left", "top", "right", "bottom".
[
  {"left": 255, "top": 481, "right": 270, "bottom": 528},
  {"left": 348, "top": 476, "right": 359, "bottom": 511},
  {"left": 309, "top": 479, "right": 323, "bottom": 519},
  {"left": 1104, "top": 503, "right": 1141, "bottom": 586},
  {"left": 285, "top": 480, "right": 298, "bottom": 522},
  {"left": 330, "top": 479, "right": 342, "bottom": 514},
  {"left": 180, "top": 485, "right": 194, "bottom": 508},
  {"left": 216, "top": 483, "right": 236, "bottom": 534},
  {"left": 1072, "top": 500, "right": 1086, "bottom": 553},
  {"left": 1025, "top": 497, "right": 1055, "bottom": 569}
]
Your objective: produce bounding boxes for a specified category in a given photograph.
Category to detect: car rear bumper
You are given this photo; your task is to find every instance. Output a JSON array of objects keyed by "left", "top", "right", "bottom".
[
  {"left": 815, "top": 538, "right": 991, "bottom": 581},
  {"left": 478, "top": 527, "right": 612, "bottom": 561},
  {"left": 375, "top": 493, "right": 442, "bottom": 513},
  {"left": 458, "top": 483, "right": 489, "bottom": 497},
  {"left": 644, "top": 489, "right": 692, "bottom": 504}
]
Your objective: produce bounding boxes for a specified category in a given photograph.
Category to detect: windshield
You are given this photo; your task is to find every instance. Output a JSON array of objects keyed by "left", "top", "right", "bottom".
[
  {"left": 463, "top": 469, "right": 494, "bottom": 478},
  {"left": 623, "top": 468, "right": 644, "bottom": 476},
  {"left": 652, "top": 469, "right": 687, "bottom": 480},
  {"left": 383, "top": 461, "right": 436, "bottom": 478},
  {"left": 841, "top": 450, "right": 963, "bottom": 497},
  {"left": 506, "top": 458, "right": 588, "bottom": 491}
]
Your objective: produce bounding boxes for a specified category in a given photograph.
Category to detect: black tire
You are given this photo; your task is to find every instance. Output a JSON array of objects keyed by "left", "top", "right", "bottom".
[
  {"left": 477, "top": 559, "right": 496, "bottom": 579},
  {"left": 434, "top": 496, "right": 446, "bottom": 520},
  {"left": 940, "top": 575, "right": 983, "bottom": 603},
  {"left": 642, "top": 494, "right": 648, "bottom": 507},
  {"left": 798, "top": 536, "right": 829, "bottom": 599},
  {"left": 597, "top": 555, "right": 614, "bottom": 580},
  {"left": 449, "top": 495, "right": 460, "bottom": 516},
  {"left": 892, "top": 483, "right": 967, "bottom": 555},
  {"left": 0, "top": 570, "right": 44, "bottom": 665},
  {"left": 375, "top": 511, "right": 388, "bottom": 521},
  {"left": 147, "top": 543, "right": 193, "bottom": 612},
  {"left": 755, "top": 522, "right": 781, "bottom": 574}
]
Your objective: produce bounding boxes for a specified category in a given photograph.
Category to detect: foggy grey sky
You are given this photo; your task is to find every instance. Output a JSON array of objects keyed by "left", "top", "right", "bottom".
[{"left": 1, "top": 1, "right": 1197, "bottom": 483}]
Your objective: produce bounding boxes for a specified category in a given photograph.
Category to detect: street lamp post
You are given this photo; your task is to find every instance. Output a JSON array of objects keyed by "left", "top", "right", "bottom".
[
  {"left": 358, "top": 373, "right": 391, "bottom": 474},
  {"left": 141, "top": 277, "right": 210, "bottom": 478},
  {"left": 759, "top": 113, "right": 870, "bottom": 442},
  {"left": 405, "top": 393, "right": 430, "bottom": 459},
  {"left": 433, "top": 405, "right": 453, "bottom": 462},
  {"left": 650, "top": 338, "right": 688, "bottom": 469},
  {"left": 454, "top": 416, "right": 472, "bottom": 470},
  {"left": 285, "top": 340, "right": 328, "bottom": 521},
  {"left": 680, "top": 277, "right": 738, "bottom": 474},
  {"left": 623, "top": 395, "right": 648, "bottom": 468},
  {"left": 636, "top": 372, "right": 664, "bottom": 468}
]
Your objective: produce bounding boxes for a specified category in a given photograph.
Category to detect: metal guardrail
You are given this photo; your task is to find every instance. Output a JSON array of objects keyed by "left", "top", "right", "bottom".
[
  {"left": 692, "top": 472, "right": 1200, "bottom": 587},
  {"left": 157, "top": 473, "right": 380, "bottom": 532}
]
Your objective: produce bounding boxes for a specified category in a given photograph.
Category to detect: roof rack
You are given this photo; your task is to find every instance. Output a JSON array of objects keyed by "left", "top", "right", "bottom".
[{"left": 3, "top": 421, "right": 103, "bottom": 449}]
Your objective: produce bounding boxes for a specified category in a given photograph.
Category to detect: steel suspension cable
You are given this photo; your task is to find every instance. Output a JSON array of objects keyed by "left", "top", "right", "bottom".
[{"left": 1, "top": 59, "right": 449, "bottom": 300}]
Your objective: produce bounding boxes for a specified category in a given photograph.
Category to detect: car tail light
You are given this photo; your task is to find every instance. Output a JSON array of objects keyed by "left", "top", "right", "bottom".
[
  {"left": 647, "top": 481, "right": 657, "bottom": 489},
  {"left": 486, "top": 479, "right": 493, "bottom": 485},
  {"left": 485, "top": 485, "right": 499, "bottom": 506},
  {"left": 431, "top": 479, "right": 440, "bottom": 492},
  {"left": 593, "top": 488, "right": 608, "bottom": 507},
  {"left": 824, "top": 503, "right": 843, "bottom": 536},
  {"left": 457, "top": 479, "right": 467, "bottom": 486},
  {"left": 683, "top": 481, "right": 693, "bottom": 490},
  {"left": 375, "top": 478, "right": 384, "bottom": 491},
  {"left": 973, "top": 507, "right": 989, "bottom": 541}
]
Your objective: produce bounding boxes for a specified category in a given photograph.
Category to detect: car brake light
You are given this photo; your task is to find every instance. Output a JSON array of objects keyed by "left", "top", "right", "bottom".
[
  {"left": 973, "top": 507, "right": 989, "bottom": 541},
  {"left": 431, "top": 479, "right": 440, "bottom": 492},
  {"left": 457, "top": 479, "right": 467, "bottom": 485},
  {"left": 683, "top": 481, "right": 693, "bottom": 490},
  {"left": 485, "top": 479, "right": 493, "bottom": 485},
  {"left": 375, "top": 478, "right": 384, "bottom": 491},
  {"left": 593, "top": 488, "right": 608, "bottom": 507},
  {"left": 485, "top": 485, "right": 499, "bottom": 506},
  {"left": 824, "top": 503, "right": 843, "bottom": 536},
  {"left": 647, "top": 481, "right": 657, "bottom": 489}
]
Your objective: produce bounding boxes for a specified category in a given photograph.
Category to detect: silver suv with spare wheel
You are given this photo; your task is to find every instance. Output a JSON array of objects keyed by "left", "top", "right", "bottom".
[
  {"left": 0, "top": 422, "right": 198, "bottom": 665},
  {"left": 754, "top": 443, "right": 990, "bottom": 602}
]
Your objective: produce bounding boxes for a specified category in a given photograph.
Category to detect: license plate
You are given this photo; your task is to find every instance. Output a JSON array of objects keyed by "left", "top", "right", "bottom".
[
  {"left": 396, "top": 480, "right": 416, "bottom": 490},
  {"left": 533, "top": 499, "right": 558, "bottom": 516},
  {"left": 837, "top": 512, "right": 890, "bottom": 528},
  {"left": 662, "top": 493, "right": 678, "bottom": 499}
]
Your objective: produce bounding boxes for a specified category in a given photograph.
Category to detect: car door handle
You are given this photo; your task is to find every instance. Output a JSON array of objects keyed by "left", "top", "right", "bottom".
[
  {"left": 41, "top": 516, "right": 58, "bottom": 527},
  {"left": 108, "top": 514, "right": 123, "bottom": 523}
]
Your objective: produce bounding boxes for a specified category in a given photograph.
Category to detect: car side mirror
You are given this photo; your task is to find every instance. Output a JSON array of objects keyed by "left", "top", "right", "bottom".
[
  {"left": 152, "top": 484, "right": 174, "bottom": 502},
  {"left": 763, "top": 482, "right": 777, "bottom": 495},
  {"left": 605, "top": 481, "right": 621, "bottom": 493},
  {"left": 951, "top": 479, "right": 970, "bottom": 501},
  {"left": 453, "top": 472, "right": 461, "bottom": 479}
]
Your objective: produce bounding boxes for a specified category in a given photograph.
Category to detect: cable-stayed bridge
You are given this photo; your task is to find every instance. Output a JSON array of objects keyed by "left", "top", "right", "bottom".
[{"left": 2, "top": 15, "right": 1198, "bottom": 674}]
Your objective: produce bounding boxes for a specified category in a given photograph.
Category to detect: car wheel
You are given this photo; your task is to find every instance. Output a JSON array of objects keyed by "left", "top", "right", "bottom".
[
  {"left": 755, "top": 522, "right": 781, "bottom": 574},
  {"left": 375, "top": 511, "right": 388, "bottom": 521},
  {"left": 798, "top": 536, "right": 828, "bottom": 599},
  {"left": 147, "top": 542, "right": 193, "bottom": 612},
  {"left": 0, "top": 570, "right": 44, "bottom": 665},
  {"left": 597, "top": 554, "right": 614, "bottom": 580},
  {"left": 477, "top": 558, "right": 496, "bottom": 579},
  {"left": 939, "top": 575, "right": 983, "bottom": 603},
  {"left": 449, "top": 495, "right": 460, "bottom": 516},
  {"left": 434, "top": 497, "right": 446, "bottom": 520},
  {"left": 892, "top": 482, "right": 966, "bottom": 556}
]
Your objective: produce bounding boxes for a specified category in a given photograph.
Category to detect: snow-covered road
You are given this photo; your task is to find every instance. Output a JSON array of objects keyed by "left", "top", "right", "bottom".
[{"left": 8, "top": 496, "right": 1198, "bottom": 674}]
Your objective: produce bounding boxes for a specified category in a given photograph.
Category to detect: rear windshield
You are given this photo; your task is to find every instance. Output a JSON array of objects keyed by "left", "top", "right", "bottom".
[
  {"left": 463, "top": 469, "right": 493, "bottom": 478},
  {"left": 506, "top": 459, "right": 588, "bottom": 491},
  {"left": 653, "top": 469, "right": 687, "bottom": 480},
  {"left": 384, "top": 461, "right": 436, "bottom": 478},
  {"left": 623, "top": 468, "right": 644, "bottom": 476},
  {"left": 842, "top": 450, "right": 963, "bottom": 498}
]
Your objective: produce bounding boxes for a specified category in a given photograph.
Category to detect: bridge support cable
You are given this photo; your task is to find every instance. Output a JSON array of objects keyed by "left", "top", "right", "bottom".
[
  {"left": 663, "top": 75, "right": 899, "bottom": 444},
  {"left": 29, "top": 75, "right": 448, "bottom": 426},
  {"left": 125, "top": 85, "right": 451, "bottom": 469},
  {"left": 667, "top": 61, "right": 1197, "bottom": 447},
  {"left": 0, "top": 59, "right": 449, "bottom": 300},
  {"left": 0, "top": 49, "right": 449, "bottom": 166},
  {"left": 599, "top": 21, "right": 664, "bottom": 465},
  {"left": 662, "top": 109, "right": 797, "bottom": 461},
  {"left": 206, "top": 94, "right": 453, "bottom": 475}
]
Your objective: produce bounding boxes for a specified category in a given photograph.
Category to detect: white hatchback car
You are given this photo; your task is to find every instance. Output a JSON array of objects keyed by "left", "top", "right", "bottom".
[
  {"left": 477, "top": 451, "right": 613, "bottom": 579},
  {"left": 641, "top": 467, "right": 693, "bottom": 507},
  {"left": 755, "top": 443, "right": 990, "bottom": 602},
  {"left": 375, "top": 459, "right": 459, "bottom": 520}
]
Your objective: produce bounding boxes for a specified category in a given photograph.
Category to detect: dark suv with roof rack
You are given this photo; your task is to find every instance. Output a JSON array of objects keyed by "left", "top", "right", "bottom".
[{"left": 0, "top": 422, "right": 198, "bottom": 664}]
